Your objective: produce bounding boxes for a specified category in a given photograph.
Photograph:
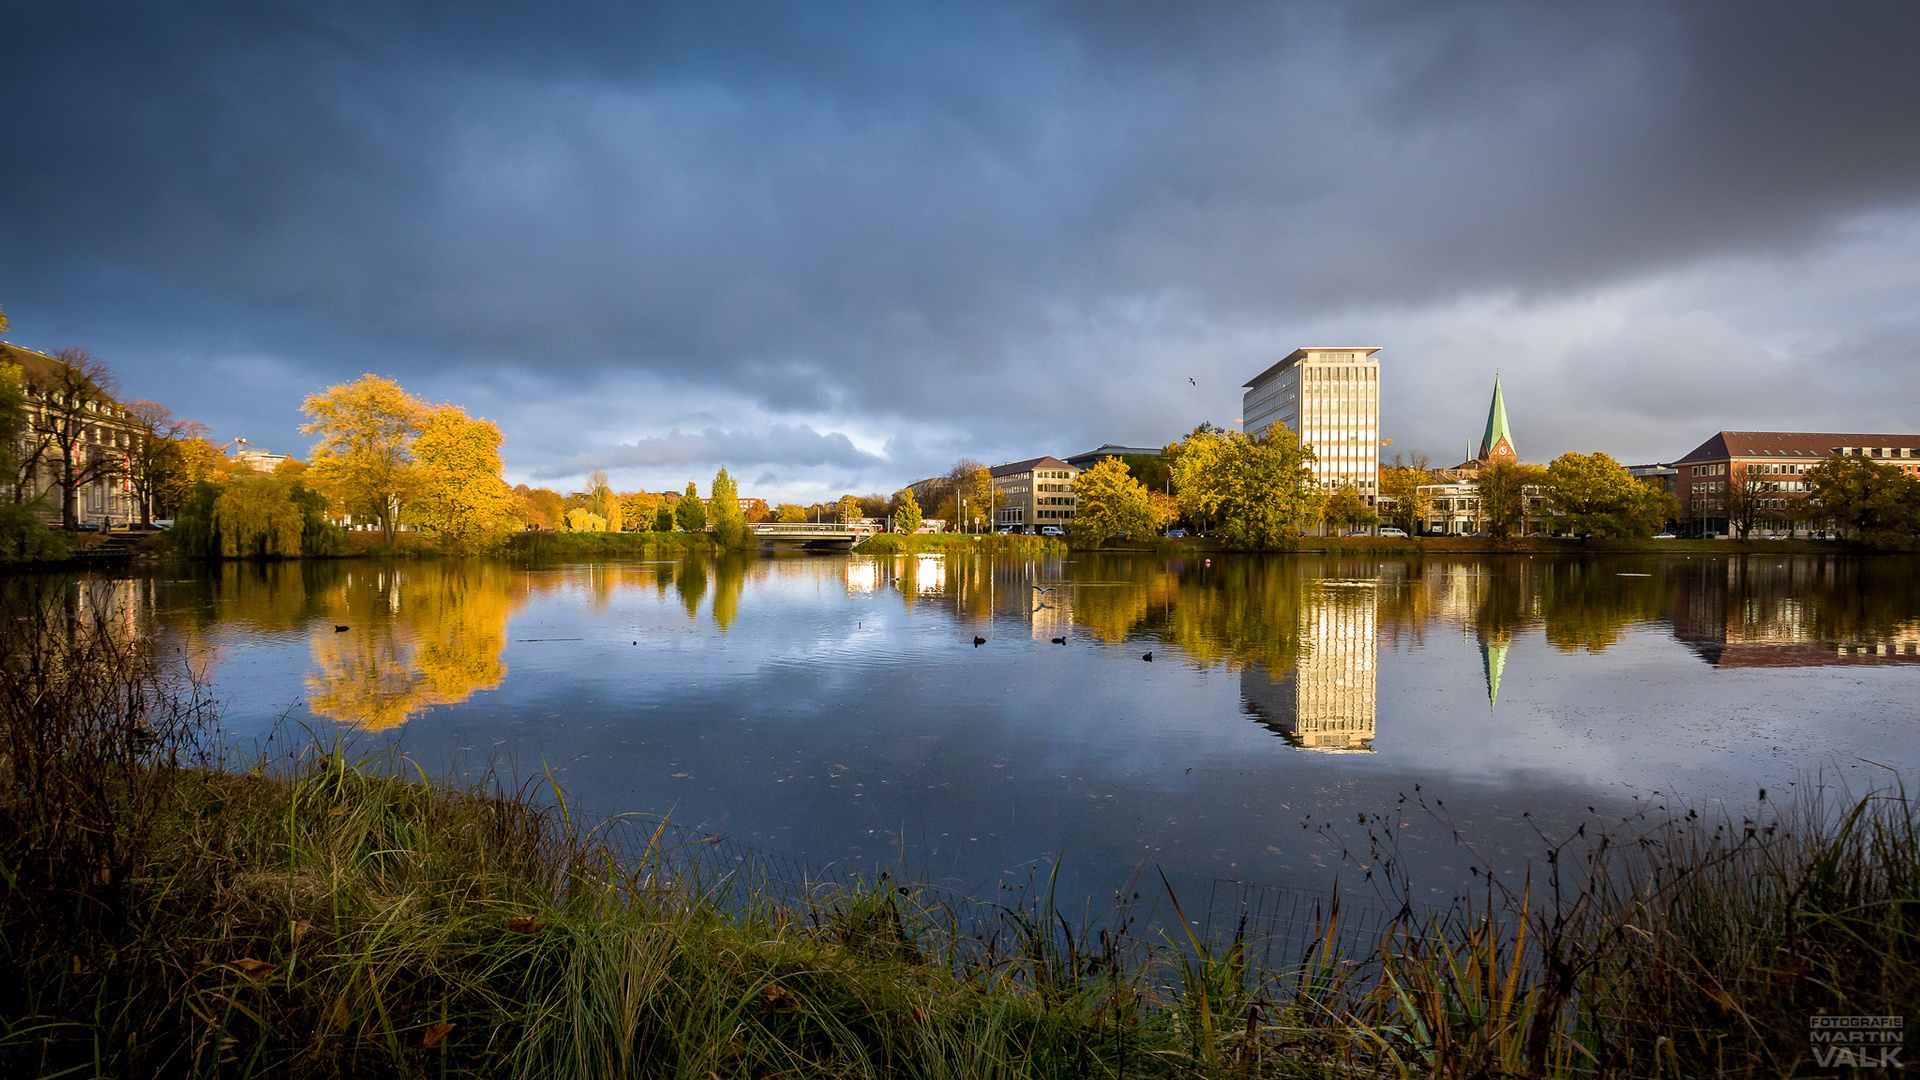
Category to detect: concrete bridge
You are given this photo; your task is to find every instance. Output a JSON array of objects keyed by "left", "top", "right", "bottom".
[{"left": 748, "top": 522, "right": 865, "bottom": 549}]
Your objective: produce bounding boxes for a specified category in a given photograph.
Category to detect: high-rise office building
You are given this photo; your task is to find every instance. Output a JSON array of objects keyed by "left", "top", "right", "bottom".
[{"left": 1241, "top": 347, "right": 1382, "bottom": 496}]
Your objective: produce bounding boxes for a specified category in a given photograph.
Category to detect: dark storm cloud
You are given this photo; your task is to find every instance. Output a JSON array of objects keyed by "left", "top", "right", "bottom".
[
  {"left": 544, "top": 424, "right": 884, "bottom": 478},
  {"left": 2, "top": 0, "right": 1918, "bottom": 484}
]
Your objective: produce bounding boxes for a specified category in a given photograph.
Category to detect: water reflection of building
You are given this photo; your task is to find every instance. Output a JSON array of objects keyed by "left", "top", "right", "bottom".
[
  {"left": 1480, "top": 635, "right": 1508, "bottom": 708},
  {"left": 1028, "top": 582, "right": 1075, "bottom": 641},
  {"left": 1672, "top": 560, "right": 1920, "bottom": 667},
  {"left": 1241, "top": 580, "right": 1377, "bottom": 752}
]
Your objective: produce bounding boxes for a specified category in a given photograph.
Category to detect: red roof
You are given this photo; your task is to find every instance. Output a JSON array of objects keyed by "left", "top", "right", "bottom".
[{"left": 1675, "top": 431, "right": 1920, "bottom": 463}]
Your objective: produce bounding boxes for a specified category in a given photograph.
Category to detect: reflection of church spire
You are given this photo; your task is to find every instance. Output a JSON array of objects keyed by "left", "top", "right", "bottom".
[
  {"left": 1479, "top": 636, "right": 1508, "bottom": 710},
  {"left": 1478, "top": 376, "right": 1516, "bottom": 463}
]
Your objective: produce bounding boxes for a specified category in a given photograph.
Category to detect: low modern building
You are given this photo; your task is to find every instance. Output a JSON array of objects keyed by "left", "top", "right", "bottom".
[
  {"left": 988, "top": 455, "right": 1079, "bottom": 531},
  {"left": 1242, "top": 347, "right": 1382, "bottom": 499},
  {"left": 1674, "top": 431, "right": 1920, "bottom": 537}
]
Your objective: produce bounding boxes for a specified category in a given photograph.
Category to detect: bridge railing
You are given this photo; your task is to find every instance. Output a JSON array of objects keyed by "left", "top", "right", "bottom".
[{"left": 748, "top": 522, "right": 859, "bottom": 534}]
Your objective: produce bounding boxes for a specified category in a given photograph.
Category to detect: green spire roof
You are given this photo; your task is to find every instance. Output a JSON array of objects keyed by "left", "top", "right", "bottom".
[
  {"left": 1480, "top": 639, "right": 1507, "bottom": 710},
  {"left": 1478, "top": 377, "right": 1515, "bottom": 461}
]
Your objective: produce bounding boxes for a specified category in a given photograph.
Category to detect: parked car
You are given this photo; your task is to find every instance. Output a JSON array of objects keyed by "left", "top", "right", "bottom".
[
  {"left": 1652, "top": 532, "right": 1677, "bottom": 539},
  {"left": 1039, "top": 525, "right": 1065, "bottom": 537},
  {"left": 1378, "top": 527, "right": 1408, "bottom": 538},
  {"left": 1163, "top": 528, "right": 1188, "bottom": 538},
  {"left": 995, "top": 526, "right": 1017, "bottom": 535},
  {"left": 152, "top": 518, "right": 175, "bottom": 530}
]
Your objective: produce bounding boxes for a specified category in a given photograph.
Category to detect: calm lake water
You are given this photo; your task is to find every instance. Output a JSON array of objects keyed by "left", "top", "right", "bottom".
[{"left": 46, "top": 551, "right": 1920, "bottom": 909}]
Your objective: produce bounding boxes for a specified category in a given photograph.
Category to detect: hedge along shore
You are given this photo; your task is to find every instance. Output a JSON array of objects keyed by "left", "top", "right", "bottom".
[{"left": 5, "top": 579, "right": 1919, "bottom": 1078}]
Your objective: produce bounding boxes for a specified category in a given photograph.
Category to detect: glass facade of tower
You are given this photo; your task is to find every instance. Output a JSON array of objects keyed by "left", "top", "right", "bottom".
[{"left": 1242, "top": 348, "right": 1382, "bottom": 497}]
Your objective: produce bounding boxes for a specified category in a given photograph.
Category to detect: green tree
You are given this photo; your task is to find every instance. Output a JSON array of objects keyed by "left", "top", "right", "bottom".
[
  {"left": 838, "top": 495, "right": 861, "bottom": 523},
  {"left": 1069, "top": 457, "right": 1157, "bottom": 546},
  {"left": 302, "top": 373, "right": 427, "bottom": 543},
  {"left": 654, "top": 501, "right": 675, "bottom": 532},
  {"left": 1542, "top": 452, "right": 1672, "bottom": 539},
  {"left": 774, "top": 503, "right": 807, "bottom": 523},
  {"left": 1805, "top": 456, "right": 1918, "bottom": 545},
  {"left": 1170, "top": 427, "right": 1321, "bottom": 549},
  {"left": 894, "top": 490, "right": 923, "bottom": 535},
  {"left": 675, "top": 482, "right": 707, "bottom": 532},
  {"left": 710, "top": 467, "right": 752, "bottom": 548},
  {"left": 0, "top": 362, "right": 68, "bottom": 559},
  {"left": 409, "top": 404, "right": 516, "bottom": 550},
  {"left": 0, "top": 361, "right": 26, "bottom": 499},
  {"left": 1321, "top": 483, "right": 1378, "bottom": 535},
  {"left": 1475, "top": 460, "right": 1548, "bottom": 540}
]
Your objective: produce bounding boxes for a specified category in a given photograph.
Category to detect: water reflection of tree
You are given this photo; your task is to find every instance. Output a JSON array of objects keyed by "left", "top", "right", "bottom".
[
  {"left": 675, "top": 554, "right": 708, "bottom": 620},
  {"left": 1539, "top": 560, "right": 1672, "bottom": 652},
  {"left": 1163, "top": 557, "right": 1306, "bottom": 673},
  {"left": 306, "top": 562, "right": 522, "bottom": 731},
  {"left": 711, "top": 553, "right": 752, "bottom": 631}
]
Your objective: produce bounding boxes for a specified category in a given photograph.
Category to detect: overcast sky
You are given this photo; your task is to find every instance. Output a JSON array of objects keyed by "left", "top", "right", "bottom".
[{"left": 3, "top": 1, "right": 1918, "bottom": 497}]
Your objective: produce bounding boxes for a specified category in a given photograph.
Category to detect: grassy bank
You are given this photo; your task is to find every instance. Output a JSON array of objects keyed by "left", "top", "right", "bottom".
[{"left": 4, "top": 587, "right": 1917, "bottom": 1077}]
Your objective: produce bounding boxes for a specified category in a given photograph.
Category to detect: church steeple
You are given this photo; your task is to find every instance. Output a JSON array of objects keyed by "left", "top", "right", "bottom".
[{"left": 1478, "top": 377, "right": 1516, "bottom": 463}]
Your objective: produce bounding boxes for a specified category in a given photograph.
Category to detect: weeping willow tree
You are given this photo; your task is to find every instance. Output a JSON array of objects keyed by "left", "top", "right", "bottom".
[{"left": 212, "top": 476, "right": 304, "bottom": 558}]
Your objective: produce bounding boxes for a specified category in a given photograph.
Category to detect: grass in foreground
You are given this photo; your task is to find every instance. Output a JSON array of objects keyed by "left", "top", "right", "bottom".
[{"left": 3, "top": 582, "right": 1917, "bottom": 1078}]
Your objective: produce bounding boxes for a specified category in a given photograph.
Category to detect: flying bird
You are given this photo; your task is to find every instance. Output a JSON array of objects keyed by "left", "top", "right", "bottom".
[
  {"left": 1188, "top": 378, "right": 1196, "bottom": 385},
  {"left": 1032, "top": 586, "right": 1055, "bottom": 594}
]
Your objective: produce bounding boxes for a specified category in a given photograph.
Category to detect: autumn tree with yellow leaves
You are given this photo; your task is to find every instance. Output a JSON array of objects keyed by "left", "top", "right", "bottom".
[
  {"left": 410, "top": 404, "right": 517, "bottom": 550},
  {"left": 301, "top": 374, "right": 426, "bottom": 543},
  {"left": 1069, "top": 457, "right": 1157, "bottom": 546},
  {"left": 303, "top": 374, "right": 519, "bottom": 550}
]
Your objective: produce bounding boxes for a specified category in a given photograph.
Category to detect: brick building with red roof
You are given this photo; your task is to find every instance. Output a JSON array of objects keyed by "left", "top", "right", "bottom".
[{"left": 1674, "top": 430, "right": 1920, "bottom": 537}]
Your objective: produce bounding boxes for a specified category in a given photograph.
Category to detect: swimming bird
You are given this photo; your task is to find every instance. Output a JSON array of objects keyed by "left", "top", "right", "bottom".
[
  {"left": 973, "top": 635, "right": 986, "bottom": 647},
  {"left": 1142, "top": 651, "right": 1153, "bottom": 662},
  {"left": 1051, "top": 636, "right": 1066, "bottom": 645},
  {"left": 334, "top": 625, "right": 349, "bottom": 632}
]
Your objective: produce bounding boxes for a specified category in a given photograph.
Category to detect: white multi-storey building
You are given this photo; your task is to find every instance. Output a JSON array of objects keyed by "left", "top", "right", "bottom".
[{"left": 1241, "top": 347, "right": 1382, "bottom": 499}]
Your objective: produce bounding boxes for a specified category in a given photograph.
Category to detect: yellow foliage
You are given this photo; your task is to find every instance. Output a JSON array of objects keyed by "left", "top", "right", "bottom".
[
  {"left": 213, "top": 476, "right": 303, "bottom": 558},
  {"left": 306, "top": 562, "right": 522, "bottom": 731},
  {"left": 410, "top": 404, "right": 515, "bottom": 550},
  {"left": 301, "top": 374, "right": 427, "bottom": 538}
]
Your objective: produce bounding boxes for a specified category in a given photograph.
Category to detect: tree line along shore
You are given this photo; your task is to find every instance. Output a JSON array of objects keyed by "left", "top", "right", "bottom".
[{"left": 6, "top": 338, "right": 1919, "bottom": 566}]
